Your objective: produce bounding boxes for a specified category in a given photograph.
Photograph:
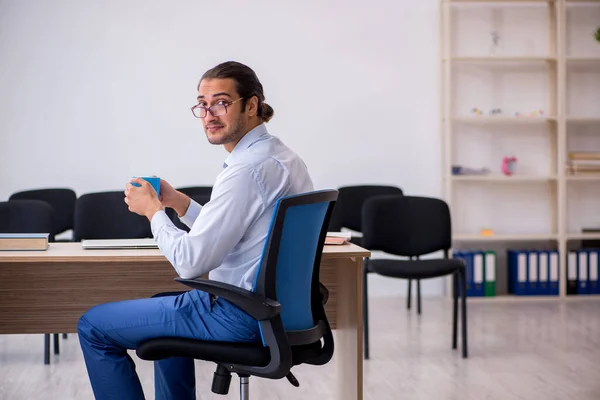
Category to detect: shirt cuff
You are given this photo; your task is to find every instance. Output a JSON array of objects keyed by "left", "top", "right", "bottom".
[
  {"left": 150, "top": 210, "right": 173, "bottom": 238},
  {"left": 179, "top": 199, "right": 202, "bottom": 227}
]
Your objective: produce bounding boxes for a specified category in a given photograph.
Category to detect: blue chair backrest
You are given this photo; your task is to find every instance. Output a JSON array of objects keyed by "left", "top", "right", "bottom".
[{"left": 253, "top": 190, "right": 337, "bottom": 343}]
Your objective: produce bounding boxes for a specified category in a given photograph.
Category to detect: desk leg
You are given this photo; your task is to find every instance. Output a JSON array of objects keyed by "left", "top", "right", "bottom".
[{"left": 335, "top": 257, "right": 363, "bottom": 400}]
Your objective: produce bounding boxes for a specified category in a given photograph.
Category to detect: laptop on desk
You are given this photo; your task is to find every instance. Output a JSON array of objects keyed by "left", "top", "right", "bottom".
[{"left": 81, "top": 238, "right": 159, "bottom": 250}]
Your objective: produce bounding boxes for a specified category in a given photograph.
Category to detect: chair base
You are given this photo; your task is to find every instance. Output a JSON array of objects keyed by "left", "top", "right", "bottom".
[{"left": 211, "top": 365, "right": 250, "bottom": 399}]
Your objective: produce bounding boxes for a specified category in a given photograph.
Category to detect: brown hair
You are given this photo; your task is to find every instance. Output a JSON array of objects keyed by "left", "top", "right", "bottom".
[{"left": 199, "top": 61, "right": 274, "bottom": 123}]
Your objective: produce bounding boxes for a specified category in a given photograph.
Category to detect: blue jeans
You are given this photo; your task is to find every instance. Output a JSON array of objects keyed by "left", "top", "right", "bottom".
[{"left": 78, "top": 290, "right": 260, "bottom": 400}]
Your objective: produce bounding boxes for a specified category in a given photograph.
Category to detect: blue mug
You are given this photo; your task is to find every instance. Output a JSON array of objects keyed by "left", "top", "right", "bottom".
[{"left": 131, "top": 176, "right": 160, "bottom": 197}]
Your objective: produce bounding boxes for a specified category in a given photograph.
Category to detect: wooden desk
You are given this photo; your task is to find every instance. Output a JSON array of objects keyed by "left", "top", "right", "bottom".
[{"left": 0, "top": 242, "right": 369, "bottom": 400}]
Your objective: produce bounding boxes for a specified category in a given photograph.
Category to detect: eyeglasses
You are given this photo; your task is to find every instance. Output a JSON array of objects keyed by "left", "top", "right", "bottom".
[{"left": 190, "top": 98, "right": 244, "bottom": 118}]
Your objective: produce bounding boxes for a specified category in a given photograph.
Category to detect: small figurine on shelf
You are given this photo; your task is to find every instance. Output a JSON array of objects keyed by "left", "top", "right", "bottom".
[
  {"left": 471, "top": 107, "right": 484, "bottom": 116},
  {"left": 480, "top": 228, "right": 494, "bottom": 237},
  {"left": 489, "top": 108, "right": 502, "bottom": 116},
  {"left": 489, "top": 30, "right": 502, "bottom": 56},
  {"left": 528, "top": 109, "right": 544, "bottom": 118},
  {"left": 502, "top": 156, "right": 517, "bottom": 176},
  {"left": 595, "top": 26, "right": 600, "bottom": 43}
]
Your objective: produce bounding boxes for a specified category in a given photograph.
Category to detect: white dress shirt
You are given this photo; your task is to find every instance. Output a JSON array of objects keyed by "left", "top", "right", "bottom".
[{"left": 150, "top": 123, "right": 314, "bottom": 291}]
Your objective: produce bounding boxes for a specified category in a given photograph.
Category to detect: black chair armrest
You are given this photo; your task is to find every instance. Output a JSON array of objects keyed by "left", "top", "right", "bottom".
[
  {"left": 175, "top": 277, "right": 280, "bottom": 321},
  {"left": 319, "top": 282, "right": 329, "bottom": 305}
]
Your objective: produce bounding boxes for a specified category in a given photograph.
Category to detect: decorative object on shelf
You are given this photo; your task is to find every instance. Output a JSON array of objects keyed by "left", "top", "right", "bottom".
[
  {"left": 501, "top": 156, "right": 517, "bottom": 176},
  {"left": 567, "top": 151, "right": 600, "bottom": 175},
  {"left": 452, "top": 165, "right": 491, "bottom": 175},
  {"left": 489, "top": 30, "right": 502, "bottom": 56},
  {"left": 595, "top": 26, "right": 600, "bottom": 43},
  {"left": 515, "top": 109, "right": 545, "bottom": 118},
  {"left": 489, "top": 108, "right": 502, "bottom": 116},
  {"left": 471, "top": 107, "right": 484, "bottom": 116},
  {"left": 480, "top": 228, "right": 494, "bottom": 237}
]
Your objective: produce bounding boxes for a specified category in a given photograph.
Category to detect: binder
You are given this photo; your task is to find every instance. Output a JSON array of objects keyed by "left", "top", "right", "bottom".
[
  {"left": 538, "top": 250, "right": 549, "bottom": 295},
  {"left": 588, "top": 249, "right": 599, "bottom": 295},
  {"left": 463, "top": 251, "right": 475, "bottom": 297},
  {"left": 578, "top": 250, "right": 589, "bottom": 295},
  {"left": 508, "top": 250, "right": 528, "bottom": 295},
  {"left": 473, "top": 251, "right": 485, "bottom": 297},
  {"left": 549, "top": 250, "right": 559, "bottom": 296},
  {"left": 528, "top": 251, "right": 539, "bottom": 295},
  {"left": 567, "top": 251, "right": 578, "bottom": 296},
  {"left": 484, "top": 250, "right": 496, "bottom": 297}
]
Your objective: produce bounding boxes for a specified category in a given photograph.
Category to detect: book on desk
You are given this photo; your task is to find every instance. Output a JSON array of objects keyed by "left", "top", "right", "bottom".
[
  {"left": 325, "top": 232, "right": 352, "bottom": 245},
  {"left": 0, "top": 233, "right": 49, "bottom": 251}
]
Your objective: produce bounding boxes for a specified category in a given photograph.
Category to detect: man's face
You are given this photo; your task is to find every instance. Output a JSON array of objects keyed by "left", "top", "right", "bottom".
[{"left": 196, "top": 78, "right": 246, "bottom": 148}]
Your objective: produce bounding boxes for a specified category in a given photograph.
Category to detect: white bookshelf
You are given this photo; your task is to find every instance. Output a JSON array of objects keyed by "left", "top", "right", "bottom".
[{"left": 441, "top": 0, "right": 600, "bottom": 299}]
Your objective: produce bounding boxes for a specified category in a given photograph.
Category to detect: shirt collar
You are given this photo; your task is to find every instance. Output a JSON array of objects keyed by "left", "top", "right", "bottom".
[{"left": 223, "top": 123, "right": 269, "bottom": 168}]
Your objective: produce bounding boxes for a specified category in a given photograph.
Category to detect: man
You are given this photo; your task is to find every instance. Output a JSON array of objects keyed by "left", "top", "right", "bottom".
[{"left": 78, "top": 61, "right": 314, "bottom": 399}]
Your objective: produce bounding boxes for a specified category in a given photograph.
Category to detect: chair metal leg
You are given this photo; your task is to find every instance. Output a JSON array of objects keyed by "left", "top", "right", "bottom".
[
  {"left": 239, "top": 376, "right": 249, "bottom": 400},
  {"left": 53, "top": 333, "right": 60, "bottom": 355},
  {"left": 452, "top": 272, "right": 458, "bottom": 350},
  {"left": 44, "top": 334, "right": 50, "bottom": 365},
  {"left": 417, "top": 279, "right": 422, "bottom": 315},
  {"left": 363, "top": 259, "right": 370, "bottom": 359},
  {"left": 460, "top": 268, "right": 468, "bottom": 358},
  {"left": 62, "top": 333, "right": 67, "bottom": 339},
  {"left": 407, "top": 279, "right": 412, "bottom": 309}
]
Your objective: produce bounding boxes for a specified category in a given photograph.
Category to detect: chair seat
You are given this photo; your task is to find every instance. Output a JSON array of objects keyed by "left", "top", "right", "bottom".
[
  {"left": 136, "top": 337, "right": 323, "bottom": 368},
  {"left": 368, "top": 258, "right": 464, "bottom": 280}
]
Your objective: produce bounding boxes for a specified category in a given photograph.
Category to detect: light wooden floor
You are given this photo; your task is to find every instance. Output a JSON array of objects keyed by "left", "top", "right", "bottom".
[{"left": 2, "top": 297, "right": 600, "bottom": 400}]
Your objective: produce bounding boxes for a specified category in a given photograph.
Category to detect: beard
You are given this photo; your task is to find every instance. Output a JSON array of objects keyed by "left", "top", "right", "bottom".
[{"left": 205, "top": 113, "right": 246, "bottom": 146}]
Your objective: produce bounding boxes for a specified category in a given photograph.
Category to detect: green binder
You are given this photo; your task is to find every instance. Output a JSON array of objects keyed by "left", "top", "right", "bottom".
[{"left": 484, "top": 250, "right": 497, "bottom": 297}]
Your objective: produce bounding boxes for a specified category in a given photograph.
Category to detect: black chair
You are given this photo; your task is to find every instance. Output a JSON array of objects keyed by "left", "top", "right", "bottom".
[
  {"left": 328, "top": 186, "right": 403, "bottom": 247},
  {"left": 73, "top": 191, "right": 152, "bottom": 241},
  {"left": 361, "top": 195, "right": 467, "bottom": 359},
  {"left": 9, "top": 188, "right": 77, "bottom": 241},
  {"left": 177, "top": 185, "right": 213, "bottom": 203},
  {"left": 165, "top": 186, "right": 213, "bottom": 232},
  {"left": 9, "top": 189, "right": 77, "bottom": 348},
  {"left": 136, "top": 190, "right": 337, "bottom": 399},
  {"left": 0, "top": 200, "right": 59, "bottom": 364}
]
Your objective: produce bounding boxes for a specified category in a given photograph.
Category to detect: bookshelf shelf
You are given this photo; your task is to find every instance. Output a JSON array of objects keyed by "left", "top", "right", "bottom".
[
  {"left": 441, "top": 0, "right": 600, "bottom": 299},
  {"left": 454, "top": 233, "right": 559, "bottom": 241},
  {"left": 566, "top": 175, "right": 600, "bottom": 181},
  {"left": 567, "top": 233, "right": 600, "bottom": 240},
  {"left": 566, "top": 117, "right": 600, "bottom": 122},
  {"left": 451, "top": 116, "right": 557, "bottom": 123},
  {"left": 452, "top": 175, "right": 558, "bottom": 182},
  {"left": 446, "top": 56, "right": 557, "bottom": 62},
  {"left": 448, "top": 0, "right": 556, "bottom": 3}
]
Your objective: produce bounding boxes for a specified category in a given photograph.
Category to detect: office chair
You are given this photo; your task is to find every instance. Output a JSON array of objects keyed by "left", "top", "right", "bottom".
[
  {"left": 328, "top": 185, "right": 403, "bottom": 246},
  {"left": 176, "top": 185, "right": 213, "bottom": 201},
  {"left": 9, "top": 188, "right": 77, "bottom": 241},
  {"left": 73, "top": 191, "right": 152, "bottom": 241},
  {"left": 136, "top": 190, "right": 338, "bottom": 399},
  {"left": 9, "top": 189, "right": 77, "bottom": 348},
  {"left": 0, "top": 200, "right": 59, "bottom": 364},
  {"left": 165, "top": 186, "right": 213, "bottom": 232},
  {"left": 361, "top": 195, "right": 467, "bottom": 359}
]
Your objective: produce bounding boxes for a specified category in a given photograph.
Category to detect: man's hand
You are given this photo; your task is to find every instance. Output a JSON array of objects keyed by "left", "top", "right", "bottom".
[
  {"left": 124, "top": 178, "right": 163, "bottom": 220},
  {"left": 159, "top": 179, "right": 191, "bottom": 217}
]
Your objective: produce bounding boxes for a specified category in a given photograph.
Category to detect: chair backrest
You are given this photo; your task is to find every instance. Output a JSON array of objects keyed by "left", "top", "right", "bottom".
[
  {"left": 9, "top": 188, "right": 77, "bottom": 235},
  {"left": 0, "top": 200, "right": 55, "bottom": 241},
  {"left": 176, "top": 186, "right": 212, "bottom": 206},
  {"left": 252, "top": 190, "right": 337, "bottom": 370},
  {"left": 328, "top": 185, "right": 403, "bottom": 232},
  {"left": 362, "top": 195, "right": 451, "bottom": 257},
  {"left": 73, "top": 191, "right": 152, "bottom": 241},
  {"left": 166, "top": 190, "right": 212, "bottom": 232}
]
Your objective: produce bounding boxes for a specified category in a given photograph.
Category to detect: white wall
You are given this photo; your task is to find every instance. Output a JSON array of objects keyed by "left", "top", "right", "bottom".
[{"left": 0, "top": 0, "right": 444, "bottom": 297}]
